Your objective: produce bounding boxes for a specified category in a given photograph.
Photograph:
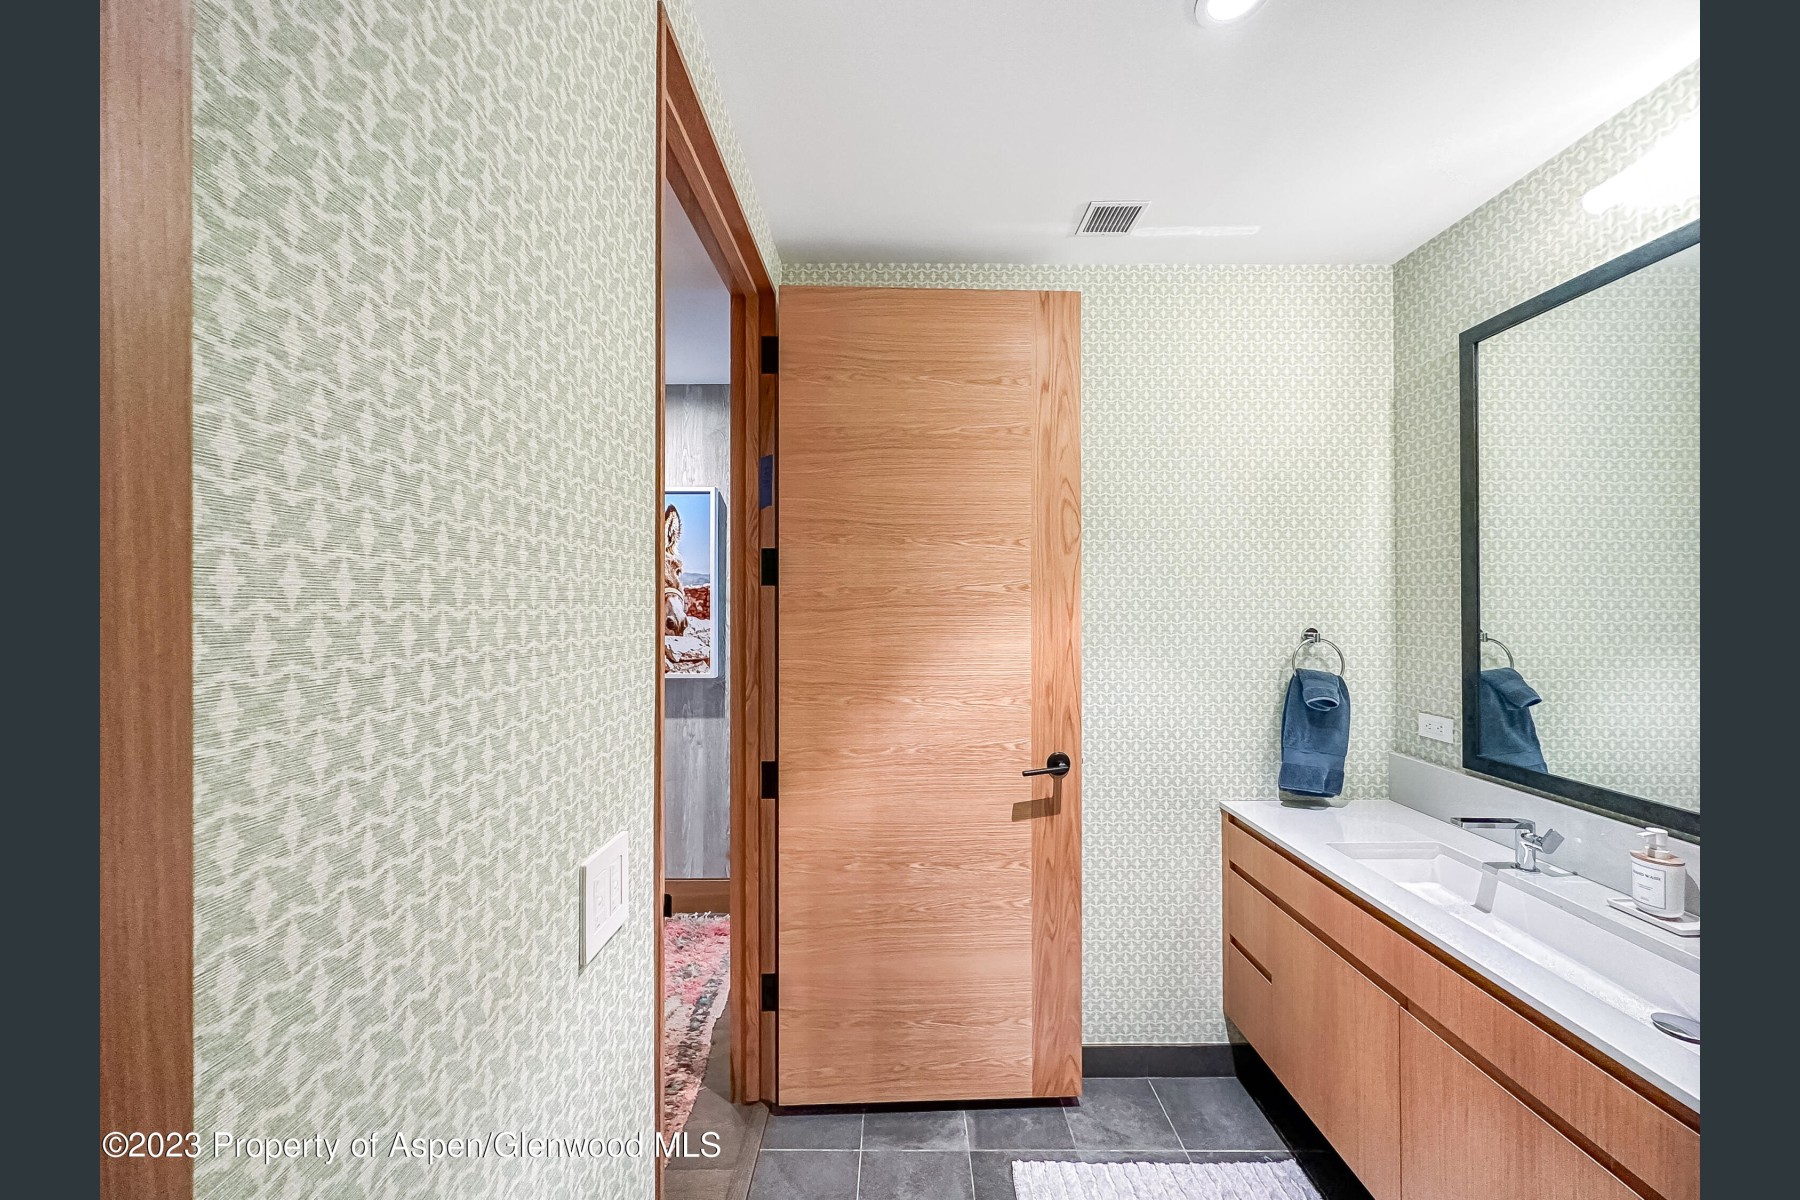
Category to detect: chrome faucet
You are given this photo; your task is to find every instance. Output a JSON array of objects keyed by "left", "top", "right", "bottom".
[{"left": 1455, "top": 816, "right": 1565, "bottom": 873}]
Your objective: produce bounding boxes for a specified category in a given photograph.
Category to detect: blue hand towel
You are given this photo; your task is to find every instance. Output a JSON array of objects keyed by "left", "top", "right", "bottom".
[
  {"left": 1280, "top": 669, "right": 1350, "bottom": 798},
  {"left": 1478, "top": 667, "right": 1547, "bottom": 773},
  {"left": 1298, "top": 668, "right": 1343, "bottom": 711}
]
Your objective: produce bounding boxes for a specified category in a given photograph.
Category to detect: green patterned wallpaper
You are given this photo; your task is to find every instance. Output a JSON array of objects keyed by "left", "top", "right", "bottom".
[
  {"left": 191, "top": 3, "right": 773, "bottom": 1197},
  {"left": 782, "top": 264, "right": 1395, "bottom": 1043},
  {"left": 1392, "top": 64, "right": 1700, "bottom": 778}
]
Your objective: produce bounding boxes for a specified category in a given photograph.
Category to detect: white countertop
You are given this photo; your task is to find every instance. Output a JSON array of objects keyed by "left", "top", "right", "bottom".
[{"left": 1220, "top": 798, "right": 1700, "bottom": 1112}]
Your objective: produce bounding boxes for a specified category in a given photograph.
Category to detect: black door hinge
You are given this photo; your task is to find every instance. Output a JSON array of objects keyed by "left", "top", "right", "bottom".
[
  {"left": 663, "top": 893, "right": 672, "bottom": 918},
  {"left": 760, "top": 335, "right": 778, "bottom": 374},
  {"left": 761, "top": 547, "right": 777, "bottom": 586},
  {"left": 761, "top": 973, "right": 778, "bottom": 1011},
  {"left": 761, "top": 760, "right": 778, "bottom": 799}
]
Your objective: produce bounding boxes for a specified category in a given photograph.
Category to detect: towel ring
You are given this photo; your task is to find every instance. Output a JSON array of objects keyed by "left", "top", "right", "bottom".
[
  {"left": 1479, "top": 631, "right": 1516, "bottom": 669},
  {"left": 1291, "top": 628, "right": 1346, "bottom": 675}
]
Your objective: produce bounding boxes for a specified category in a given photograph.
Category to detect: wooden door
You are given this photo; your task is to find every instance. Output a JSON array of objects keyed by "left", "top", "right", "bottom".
[
  {"left": 1401, "top": 1012, "right": 1639, "bottom": 1200},
  {"left": 775, "top": 287, "right": 1081, "bottom": 1105}
]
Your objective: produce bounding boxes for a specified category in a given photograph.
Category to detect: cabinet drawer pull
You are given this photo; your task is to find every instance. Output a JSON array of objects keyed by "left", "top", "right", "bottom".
[{"left": 1230, "top": 936, "right": 1272, "bottom": 983}]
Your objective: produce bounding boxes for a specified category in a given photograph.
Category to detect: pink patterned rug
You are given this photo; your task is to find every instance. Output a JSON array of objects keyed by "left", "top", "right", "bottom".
[{"left": 662, "top": 913, "right": 730, "bottom": 1135}]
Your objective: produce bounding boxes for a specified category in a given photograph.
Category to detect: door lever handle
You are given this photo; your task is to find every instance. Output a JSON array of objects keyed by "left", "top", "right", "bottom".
[{"left": 1022, "top": 752, "right": 1072, "bottom": 778}]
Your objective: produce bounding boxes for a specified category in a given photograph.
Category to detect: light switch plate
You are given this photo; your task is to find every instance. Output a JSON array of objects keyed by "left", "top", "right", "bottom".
[
  {"left": 580, "top": 832, "right": 629, "bottom": 965},
  {"left": 1416, "top": 711, "right": 1455, "bottom": 743}
]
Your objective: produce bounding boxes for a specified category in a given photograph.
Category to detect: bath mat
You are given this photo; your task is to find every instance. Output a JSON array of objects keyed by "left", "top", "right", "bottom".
[
  {"left": 661, "top": 912, "right": 730, "bottom": 1135},
  {"left": 1013, "top": 1158, "right": 1320, "bottom": 1199}
]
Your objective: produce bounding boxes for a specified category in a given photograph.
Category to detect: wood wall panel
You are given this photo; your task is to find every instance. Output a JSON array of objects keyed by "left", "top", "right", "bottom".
[
  {"left": 667, "top": 878, "right": 732, "bottom": 914},
  {"left": 664, "top": 384, "right": 732, "bottom": 880},
  {"left": 664, "top": 384, "right": 732, "bottom": 490}
]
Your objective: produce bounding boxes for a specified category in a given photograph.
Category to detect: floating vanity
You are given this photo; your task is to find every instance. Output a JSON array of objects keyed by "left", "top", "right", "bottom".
[{"left": 1221, "top": 798, "right": 1698, "bottom": 1200}]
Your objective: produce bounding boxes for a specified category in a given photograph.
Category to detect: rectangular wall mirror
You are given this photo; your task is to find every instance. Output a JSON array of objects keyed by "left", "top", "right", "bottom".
[{"left": 1460, "top": 221, "right": 1699, "bottom": 836}]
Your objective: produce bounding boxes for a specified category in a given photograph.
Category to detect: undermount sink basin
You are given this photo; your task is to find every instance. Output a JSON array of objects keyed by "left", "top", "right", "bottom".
[
  {"left": 1330, "top": 841, "right": 1488, "bottom": 907},
  {"left": 1327, "top": 840, "right": 1699, "bottom": 1033}
]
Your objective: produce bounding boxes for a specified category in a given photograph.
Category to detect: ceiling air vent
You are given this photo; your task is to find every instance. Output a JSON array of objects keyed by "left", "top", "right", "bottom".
[{"left": 1076, "top": 201, "right": 1149, "bottom": 236}]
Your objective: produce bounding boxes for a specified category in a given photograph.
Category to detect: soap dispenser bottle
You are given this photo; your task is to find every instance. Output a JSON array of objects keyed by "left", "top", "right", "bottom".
[{"left": 1630, "top": 827, "right": 1687, "bottom": 919}]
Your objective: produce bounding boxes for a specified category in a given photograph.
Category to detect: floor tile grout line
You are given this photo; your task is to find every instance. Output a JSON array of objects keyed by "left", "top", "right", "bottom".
[
  {"left": 963, "top": 1111, "right": 975, "bottom": 1200},
  {"left": 1072, "top": 1076, "right": 1190, "bottom": 1155},
  {"left": 848, "top": 1113, "right": 861, "bottom": 1200},
  {"left": 1147, "top": 1076, "right": 1191, "bottom": 1155}
]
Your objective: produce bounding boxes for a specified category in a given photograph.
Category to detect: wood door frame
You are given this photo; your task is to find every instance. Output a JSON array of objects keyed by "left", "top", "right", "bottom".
[
  {"left": 1029, "top": 291, "right": 1083, "bottom": 1097},
  {"left": 101, "top": 1, "right": 195, "bottom": 1197},
  {"left": 657, "top": 4, "right": 780, "bottom": 1139}
]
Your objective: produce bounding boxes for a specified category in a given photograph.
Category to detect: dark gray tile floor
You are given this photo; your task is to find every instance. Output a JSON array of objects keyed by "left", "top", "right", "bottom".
[
  {"left": 665, "top": 1010, "right": 766, "bottom": 1200},
  {"left": 748, "top": 1077, "right": 1311, "bottom": 1200}
]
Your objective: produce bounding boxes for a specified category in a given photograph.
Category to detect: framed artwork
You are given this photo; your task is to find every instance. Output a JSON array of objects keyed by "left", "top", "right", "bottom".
[{"left": 662, "top": 487, "right": 726, "bottom": 679}]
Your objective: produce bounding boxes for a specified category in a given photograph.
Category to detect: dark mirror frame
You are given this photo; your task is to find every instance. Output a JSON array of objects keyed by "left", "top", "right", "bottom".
[{"left": 1459, "top": 219, "right": 1700, "bottom": 838}]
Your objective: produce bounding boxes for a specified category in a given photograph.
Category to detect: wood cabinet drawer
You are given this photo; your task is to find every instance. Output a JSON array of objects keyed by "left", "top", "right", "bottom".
[
  {"left": 1224, "top": 815, "right": 1699, "bottom": 1200},
  {"left": 1223, "top": 941, "right": 1274, "bottom": 1062},
  {"left": 1223, "top": 866, "right": 1278, "bottom": 1065},
  {"left": 1225, "top": 818, "right": 1414, "bottom": 981},
  {"left": 1395, "top": 946, "right": 1698, "bottom": 1200},
  {"left": 1224, "top": 865, "right": 1278, "bottom": 981},
  {"left": 1226, "top": 854, "right": 1400, "bottom": 1199},
  {"left": 1402, "top": 1011, "right": 1636, "bottom": 1200},
  {"left": 1270, "top": 901, "right": 1402, "bottom": 1200}
]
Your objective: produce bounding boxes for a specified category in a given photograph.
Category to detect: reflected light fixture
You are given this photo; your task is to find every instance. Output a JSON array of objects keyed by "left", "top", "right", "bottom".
[
  {"left": 1582, "top": 110, "right": 1700, "bottom": 215},
  {"left": 1198, "top": 0, "right": 1267, "bottom": 23}
]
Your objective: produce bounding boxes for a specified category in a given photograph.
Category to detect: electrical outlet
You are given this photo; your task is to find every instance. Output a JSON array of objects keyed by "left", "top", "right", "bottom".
[
  {"left": 580, "top": 833, "right": 629, "bottom": 965},
  {"left": 1416, "top": 712, "right": 1455, "bottom": 743}
]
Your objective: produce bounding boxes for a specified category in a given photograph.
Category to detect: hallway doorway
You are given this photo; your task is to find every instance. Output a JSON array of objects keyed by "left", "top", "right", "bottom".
[
  {"left": 654, "top": 8, "right": 781, "bottom": 1195},
  {"left": 659, "top": 176, "right": 735, "bottom": 1144}
]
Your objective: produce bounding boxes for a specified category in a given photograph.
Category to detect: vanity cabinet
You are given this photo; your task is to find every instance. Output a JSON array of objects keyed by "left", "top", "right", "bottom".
[{"left": 1222, "top": 815, "right": 1699, "bottom": 1200}]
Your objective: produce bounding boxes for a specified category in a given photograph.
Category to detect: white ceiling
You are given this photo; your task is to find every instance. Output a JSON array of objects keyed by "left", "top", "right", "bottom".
[
  {"left": 663, "top": 181, "right": 732, "bottom": 385},
  {"left": 689, "top": 0, "right": 1699, "bottom": 266}
]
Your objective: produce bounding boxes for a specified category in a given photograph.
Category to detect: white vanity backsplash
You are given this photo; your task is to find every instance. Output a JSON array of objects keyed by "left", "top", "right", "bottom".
[{"left": 1388, "top": 752, "right": 1700, "bottom": 914}]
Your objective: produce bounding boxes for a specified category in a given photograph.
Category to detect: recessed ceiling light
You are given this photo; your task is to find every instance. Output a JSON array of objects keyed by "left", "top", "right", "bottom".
[
  {"left": 1132, "top": 225, "right": 1262, "bottom": 238},
  {"left": 1198, "top": 0, "right": 1267, "bottom": 24},
  {"left": 1581, "top": 111, "right": 1700, "bottom": 215}
]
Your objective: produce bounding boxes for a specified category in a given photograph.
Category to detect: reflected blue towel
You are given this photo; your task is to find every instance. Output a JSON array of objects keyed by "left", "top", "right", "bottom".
[
  {"left": 1479, "top": 667, "right": 1547, "bottom": 773},
  {"left": 1280, "top": 669, "right": 1350, "bottom": 798}
]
